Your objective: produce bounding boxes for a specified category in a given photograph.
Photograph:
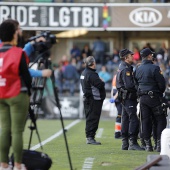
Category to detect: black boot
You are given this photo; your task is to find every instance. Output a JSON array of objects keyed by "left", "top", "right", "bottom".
[
  {"left": 122, "top": 138, "right": 129, "bottom": 150},
  {"left": 156, "top": 139, "right": 161, "bottom": 152},
  {"left": 86, "top": 137, "right": 101, "bottom": 145},
  {"left": 144, "top": 139, "right": 153, "bottom": 152},
  {"left": 140, "top": 138, "right": 146, "bottom": 150},
  {"left": 128, "top": 138, "right": 144, "bottom": 151},
  {"left": 115, "top": 132, "right": 122, "bottom": 139}
]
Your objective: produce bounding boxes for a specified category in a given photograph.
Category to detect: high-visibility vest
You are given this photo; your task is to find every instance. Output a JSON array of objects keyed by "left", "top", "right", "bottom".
[
  {"left": 115, "top": 121, "right": 121, "bottom": 133},
  {"left": 0, "top": 46, "right": 23, "bottom": 98}
]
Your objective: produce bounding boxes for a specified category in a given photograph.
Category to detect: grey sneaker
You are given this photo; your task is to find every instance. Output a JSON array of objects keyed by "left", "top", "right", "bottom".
[{"left": 86, "top": 137, "right": 101, "bottom": 145}]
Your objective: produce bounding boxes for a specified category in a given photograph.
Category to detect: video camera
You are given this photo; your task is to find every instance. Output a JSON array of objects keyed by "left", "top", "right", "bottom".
[{"left": 28, "top": 31, "right": 56, "bottom": 54}]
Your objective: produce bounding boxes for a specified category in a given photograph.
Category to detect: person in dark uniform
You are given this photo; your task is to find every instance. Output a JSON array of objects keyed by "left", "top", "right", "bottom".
[
  {"left": 80, "top": 56, "right": 106, "bottom": 145},
  {"left": 134, "top": 48, "right": 167, "bottom": 152},
  {"left": 116, "top": 49, "right": 143, "bottom": 151}
]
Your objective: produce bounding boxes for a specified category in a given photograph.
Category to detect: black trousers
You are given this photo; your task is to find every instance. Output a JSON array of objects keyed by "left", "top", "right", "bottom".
[
  {"left": 83, "top": 98, "right": 103, "bottom": 138},
  {"left": 140, "top": 95, "right": 167, "bottom": 140},
  {"left": 121, "top": 100, "right": 139, "bottom": 139}
]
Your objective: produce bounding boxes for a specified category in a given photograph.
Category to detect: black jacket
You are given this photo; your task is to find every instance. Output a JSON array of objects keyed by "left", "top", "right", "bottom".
[
  {"left": 116, "top": 61, "right": 136, "bottom": 92},
  {"left": 134, "top": 60, "right": 166, "bottom": 93},
  {"left": 80, "top": 67, "right": 106, "bottom": 100}
]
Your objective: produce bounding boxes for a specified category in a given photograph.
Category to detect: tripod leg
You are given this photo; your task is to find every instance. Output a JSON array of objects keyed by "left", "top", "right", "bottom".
[
  {"left": 51, "top": 71, "right": 73, "bottom": 170},
  {"left": 28, "top": 107, "right": 43, "bottom": 150},
  {"left": 28, "top": 122, "right": 33, "bottom": 150},
  {"left": 31, "top": 57, "right": 73, "bottom": 169},
  {"left": 35, "top": 127, "right": 43, "bottom": 150},
  {"left": 58, "top": 109, "right": 73, "bottom": 170}
]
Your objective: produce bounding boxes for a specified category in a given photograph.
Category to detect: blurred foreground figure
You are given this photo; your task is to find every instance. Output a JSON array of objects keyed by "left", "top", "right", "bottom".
[
  {"left": 80, "top": 56, "right": 106, "bottom": 145},
  {"left": 0, "top": 19, "right": 32, "bottom": 170}
]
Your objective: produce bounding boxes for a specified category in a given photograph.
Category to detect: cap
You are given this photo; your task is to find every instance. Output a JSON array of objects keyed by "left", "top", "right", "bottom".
[
  {"left": 119, "top": 49, "right": 134, "bottom": 58},
  {"left": 84, "top": 56, "right": 95, "bottom": 66},
  {"left": 140, "top": 48, "right": 155, "bottom": 58}
]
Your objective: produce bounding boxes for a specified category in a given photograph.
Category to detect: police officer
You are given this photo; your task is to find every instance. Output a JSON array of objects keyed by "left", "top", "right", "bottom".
[
  {"left": 80, "top": 56, "right": 106, "bottom": 145},
  {"left": 116, "top": 49, "right": 143, "bottom": 151},
  {"left": 134, "top": 48, "right": 167, "bottom": 152}
]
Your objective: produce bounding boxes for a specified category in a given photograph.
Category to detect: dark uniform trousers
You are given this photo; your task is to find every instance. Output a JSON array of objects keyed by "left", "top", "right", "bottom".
[
  {"left": 84, "top": 98, "right": 103, "bottom": 138},
  {"left": 140, "top": 95, "right": 167, "bottom": 140},
  {"left": 121, "top": 100, "right": 139, "bottom": 139}
]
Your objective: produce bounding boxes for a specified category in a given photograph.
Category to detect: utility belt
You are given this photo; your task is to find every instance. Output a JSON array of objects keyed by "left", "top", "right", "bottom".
[
  {"left": 118, "top": 88, "right": 137, "bottom": 101},
  {"left": 137, "top": 90, "right": 159, "bottom": 98},
  {"left": 138, "top": 91, "right": 168, "bottom": 116}
]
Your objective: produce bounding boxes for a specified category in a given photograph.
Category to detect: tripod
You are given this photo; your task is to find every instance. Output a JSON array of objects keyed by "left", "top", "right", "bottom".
[
  {"left": 27, "top": 105, "right": 43, "bottom": 150},
  {"left": 29, "top": 50, "right": 73, "bottom": 170},
  {"left": 27, "top": 52, "right": 47, "bottom": 150}
]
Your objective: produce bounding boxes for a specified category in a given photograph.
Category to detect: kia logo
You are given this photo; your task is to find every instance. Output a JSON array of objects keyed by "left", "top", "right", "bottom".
[{"left": 129, "top": 7, "right": 162, "bottom": 27}]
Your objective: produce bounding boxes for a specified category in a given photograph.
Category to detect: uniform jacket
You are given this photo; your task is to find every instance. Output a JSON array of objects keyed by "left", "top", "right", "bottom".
[
  {"left": 116, "top": 61, "right": 136, "bottom": 92},
  {"left": 134, "top": 60, "right": 166, "bottom": 93},
  {"left": 80, "top": 66, "right": 106, "bottom": 100}
]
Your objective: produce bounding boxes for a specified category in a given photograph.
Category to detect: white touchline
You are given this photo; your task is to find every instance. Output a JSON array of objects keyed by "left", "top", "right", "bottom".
[
  {"left": 30, "top": 119, "right": 81, "bottom": 150},
  {"left": 96, "top": 128, "right": 103, "bottom": 138},
  {"left": 82, "top": 157, "right": 95, "bottom": 170}
]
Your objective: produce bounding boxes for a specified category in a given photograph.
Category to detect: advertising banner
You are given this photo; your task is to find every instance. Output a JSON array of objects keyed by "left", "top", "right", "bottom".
[
  {"left": 0, "top": 2, "right": 104, "bottom": 30},
  {"left": 107, "top": 4, "right": 170, "bottom": 31},
  {"left": 0, "top": 3, "right": 170, "bottom": 31}
]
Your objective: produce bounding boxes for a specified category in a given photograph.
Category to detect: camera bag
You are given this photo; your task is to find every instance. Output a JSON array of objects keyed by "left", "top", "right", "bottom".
[{"left": 10, "top": 149, "right": 52, "bottom": 170}]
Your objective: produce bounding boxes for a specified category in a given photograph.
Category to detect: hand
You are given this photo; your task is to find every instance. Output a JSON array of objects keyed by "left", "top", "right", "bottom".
[
  {"left": 30, "top": 37, "right": 46, "bottom": 45},
  {"left": 110, "top": 98, "right": 115, "bottom": 103},
  {"left": 42, "top": 69, "right": 52, "bottom": 77},
  {"left": 36, "top": 37, "right": 46, "bottom": 42}
]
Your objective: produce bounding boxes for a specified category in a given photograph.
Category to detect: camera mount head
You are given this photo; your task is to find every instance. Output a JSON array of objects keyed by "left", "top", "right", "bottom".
[{"left": 28, "top": 31, "right": 57, "bottom": 54}]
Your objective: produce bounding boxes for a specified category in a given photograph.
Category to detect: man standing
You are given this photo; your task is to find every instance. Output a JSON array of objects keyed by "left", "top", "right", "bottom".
[
  {"left": 116, "top": 49, "right": 143, "bottom": 151},
  {"left": 80, "top": 56, "right": 106, "bottom": 145},
  {"left": 93, "top": 37, "right": 106, "bottom": 65},
  {"left": 63, "top": 58, "right": 79, "bottom": 96},
  {"left": 134, "top": 48, "right": 167, "bottom": 152}
]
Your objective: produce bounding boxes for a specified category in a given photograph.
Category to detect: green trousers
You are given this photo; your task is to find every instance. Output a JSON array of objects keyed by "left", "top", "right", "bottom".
[{"left": 0, "top": 92, "right": 29, "bottom": 163}]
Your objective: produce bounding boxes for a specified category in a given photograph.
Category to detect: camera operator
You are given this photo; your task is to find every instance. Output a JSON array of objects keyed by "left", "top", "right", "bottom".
[
  {"left": 0, "top": 21, "right": 52, "bottom": 78},
  {"left": 0, "top": 19, "right": 31, "bottom": 170},
  {"left": 23, "top": 39, "right": 52, "bottom": 78},
  {"left": 11, "top": 19, "right": 52, "bottom": 78}
]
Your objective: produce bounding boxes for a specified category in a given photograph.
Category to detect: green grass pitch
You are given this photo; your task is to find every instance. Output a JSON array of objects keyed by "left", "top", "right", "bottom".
[{"left": 15, "top": 119, "right": 159, "bottom": 169}]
